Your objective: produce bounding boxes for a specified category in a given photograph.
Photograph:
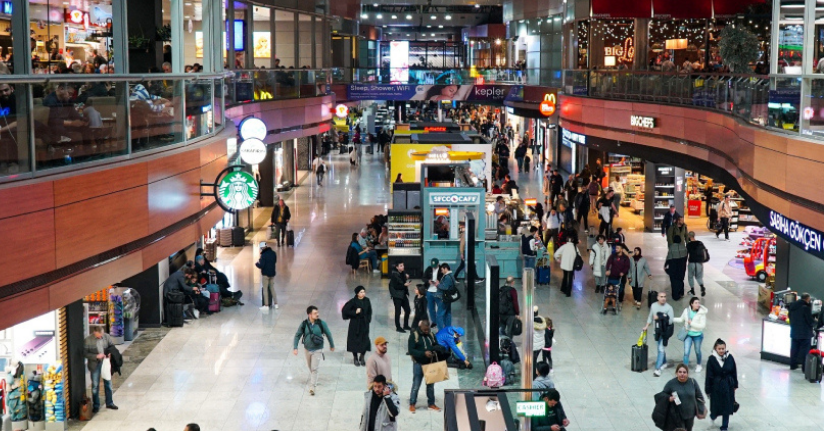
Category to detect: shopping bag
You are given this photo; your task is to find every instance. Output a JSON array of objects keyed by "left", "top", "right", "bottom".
[
  {"left": 636, "top": 330, "right": 647, "bottom": 347},
  {"left": 100, "top": 358, "right": 112, "bottom": 381},
  {"left": 422, "top": 360, "right": 450, "bottom": 385}
]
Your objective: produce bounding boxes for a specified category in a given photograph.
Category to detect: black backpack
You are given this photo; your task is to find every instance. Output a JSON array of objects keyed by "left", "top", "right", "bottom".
[
  {"left": 317, "top": 163, "right": 325, "bottom": 173},
  {"left": 499, "top": 286, "right": 515, "bottom": 316}
]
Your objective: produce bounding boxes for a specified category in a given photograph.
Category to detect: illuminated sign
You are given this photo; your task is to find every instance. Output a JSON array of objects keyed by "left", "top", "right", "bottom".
[
  {"left": 239, "top": 138, "right": 266, "bottom": 165},
  {"left": 216, "top": 170, "right": 259, "bottom": 211},
  {"left": 769, "top": 211, "right": 823, "bottom": 254},
  {"left": 475, "top": 76, "right": 485, "bottom": 85},
  {"left": 561, "top": 129, "right": 586, "bottom": 147},
  {"left": 539, "top": 94, "right": 556, "bottom": 117},
  {"left": 434, "top": 208, "right": 449, "bottom": 216},
  {"left": 239, "top": 116, "right": 267, "bottom": 141},
  {"left": 524, "top": 198, "right": 538, "bottom": 206},
  {"left": 1, "top": 2, "right": 11, "bottom": 15},
  {"left": 516, "top": 401, "right": 546, "bottom": 417},
  {"left": 630, "top": 115, "right": 656, "bottom": 129},
  {"left": 604, "top": 37, "right": 635, "bottom": 63},
  {"left": 335, "top": 104, "right": 349, "bottom": 118},
  {"left": 429, "top": 193, "right": 480, "bottom": 205},
  {"left": 68, "top": 10, "right": 85, "bottom": 23},
  {"left": 424, "top": 126, "right": 447, "bottom": 132},
  {"left": 389, "top": 41, "right": 409, "bottom": 83}
]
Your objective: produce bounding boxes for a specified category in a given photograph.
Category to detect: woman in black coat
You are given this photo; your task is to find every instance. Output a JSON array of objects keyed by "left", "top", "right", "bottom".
[
  {"left": 705, "top": 338, "right": 738, "bottom": 431},
  {"left": 342, "top": 285, "right": 372, "bottom": 366}
]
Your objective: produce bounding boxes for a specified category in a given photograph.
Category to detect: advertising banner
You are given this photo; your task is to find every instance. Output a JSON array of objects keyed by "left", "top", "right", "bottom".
[
  {"left": 390, "top": 144, "right": 449, "bottom": 190},
  {"left": 347, "top": 84, "right": 511, "bottom": 102},
  {"left": 687, "top": 200, "right": 702, "bottom": 217},
  {"left": 389, "top": 41, "right": 409, "bottom": 83}
]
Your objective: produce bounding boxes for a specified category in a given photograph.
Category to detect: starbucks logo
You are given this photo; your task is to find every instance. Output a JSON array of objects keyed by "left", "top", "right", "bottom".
[{"left": 217, "top": 171, "right": 259, "bottom": 211}]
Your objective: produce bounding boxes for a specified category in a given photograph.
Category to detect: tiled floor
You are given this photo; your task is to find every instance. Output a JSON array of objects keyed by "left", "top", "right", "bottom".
[{"left": 77, "top": 150, "right": 824, "bottom": 431}]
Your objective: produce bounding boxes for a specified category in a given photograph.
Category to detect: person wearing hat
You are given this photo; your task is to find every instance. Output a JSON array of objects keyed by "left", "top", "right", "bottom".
[
  {"left": 423, "top": 258, "right": 441, "bottom": 328},
  {"left": 343, "top": 286, "right": 373, "bottom": 366},
  {"left": 255, "top": 241, "right": 277, "bottom": 312},
  {"left": 365, "top": 336, "right": 392, "bottom": 388}
]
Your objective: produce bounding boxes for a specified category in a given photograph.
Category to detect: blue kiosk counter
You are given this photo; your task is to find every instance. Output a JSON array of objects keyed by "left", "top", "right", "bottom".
[{"left": 422, "top": 187, "right": 487, "bottom": 279}]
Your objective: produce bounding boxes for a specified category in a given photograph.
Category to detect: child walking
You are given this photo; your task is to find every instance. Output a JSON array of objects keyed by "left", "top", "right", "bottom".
[{"left": 532, "top": 306, "right": 555, "bottom": 375}]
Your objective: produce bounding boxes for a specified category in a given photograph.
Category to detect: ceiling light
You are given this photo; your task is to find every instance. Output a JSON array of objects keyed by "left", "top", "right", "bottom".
[
  {"left": 438, "top": 25, "right": 444, "bottom": 28},
  {"left": 391, "top": 15, "right": 397, "bottom": 19},
  {"left": 184, "top": 15, "right": 190, "bottom": 19},
  {"left": 406, "top": 14, "right": 412, "bottom": 19},
  {"left": 376, "top": 14, "right": 383, "bottom": 19},
  {"left": 373, "top": 3, "right": 378, "bottom": 6},
  {"left": 184, "top": 2, "right": 192, "bottom": 5},
  {"left": 446, "top": 15, "right": 452, "bottom": 20},
  {"left": 361, "top": 13, "right": 368, "bottom": 19},
  {"left": 431, "top": 15, "right": 436, "bottom": 19},
  {"left": 431, "top": 33, "right": 435, "bottom": 36},
  {"left": 406, "top": 34, "right": 410, "bottom": 36},
  {"left": 427, "top": 25, "right": 432, "bottom": 28},
  {"left": 475, "top": 3, "right": 481, "bottom": 7}
]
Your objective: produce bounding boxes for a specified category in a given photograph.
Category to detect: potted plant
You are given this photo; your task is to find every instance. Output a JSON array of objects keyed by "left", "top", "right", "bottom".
[
  {"left": 128, "top": 34, "right": 150, "bottom": 50},
  {"left": 156, "top": 24, "right": 172, "bottom": 42},
  {"left": 718, "top": 26, "right": 759, "bottom": 73}
]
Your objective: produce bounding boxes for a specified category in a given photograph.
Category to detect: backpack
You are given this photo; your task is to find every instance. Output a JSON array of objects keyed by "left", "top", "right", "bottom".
[
  {"left": 483, "top": 362, "right": 505, "bottom": 388},
  {"left": 500, "top": 358, "right": 516, "bottom": 382},
  {"left": 317, "top": 163, "right": 325, "bottom": 173},
  {"left": 588, "top": 181, "right": 600, "bottom": 196},
  {"left": 499, "top": 286, "right": 515, "bottom": 316},
  {"left": 701, "top": 244, "right": 710, "bottom": 263}
]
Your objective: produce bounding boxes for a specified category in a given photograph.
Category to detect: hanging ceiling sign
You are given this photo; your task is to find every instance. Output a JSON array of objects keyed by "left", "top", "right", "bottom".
[
  {"left": 335, "top": 104, "right": 349, "bottom": 118},
  {"left": 239, "top": 138, "right": 266, "bottom": 165},
  {"left": 239, "top": 116, "right": 267, "bottom": 141},
  {"left": 539, "top": 94, "right": 556, "bottom": 117},
  {"left": 202, "top": 166, "right": 259, "bottom": 212}
]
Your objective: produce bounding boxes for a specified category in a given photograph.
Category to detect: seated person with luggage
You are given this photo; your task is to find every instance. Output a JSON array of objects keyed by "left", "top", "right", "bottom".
[
  {"left": 194, "top": 254, "right": 244, "bottom": 305},
  {"left": 164, "top": 267, "right": 197, "bottom": 323},
  {"left": 435, "top": 326, "right": 473, "bottom": 370}
]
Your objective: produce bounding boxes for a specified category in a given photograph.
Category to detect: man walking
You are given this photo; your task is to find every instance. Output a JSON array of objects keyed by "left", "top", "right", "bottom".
[
  {"left": 389, "top": 262, "right": 412, "bottom": 333},
  {"left": 788, "top": 293, "right": 815, "bottom": 372},
  {"left": 597, "top": 189, "right": 618, "bottom": 237},
  {"left": 270, "top": 197, "right": 292, "bottom": 246},
  {"left": 360, "top": 375, "right": 400, "bottom": 431},
  {"left": 255, "top": 241, "right": 277, "bottom": 311},
  {"left": 549, "top": 170, "right": 564, "bottom": 207},
  {"left": 686, "top": 231, "right": 708, "bottom": 297},
  {"left": 521, "top": 226, "right": 540, "bottom": 269},
  {"left": 365, "top": 337, "right": 392, "bottom": 389},
  {"left": 499, "top": 276, "right": 520, "bottom": 337},
  {"left": 661, "top": 205, "right": 680, "bottom": 237},
  {"left": 293, "top": 305, "right": 335, "bottom": 395},
  {"left": 606, "top": 244, "right": 631, "bottom": 306},
  {"left": 83, "top": 327, "right": 118, "bottom": 412},
  {"left": 717, "top": 195, "right": 733, "bottom": 241},
  {"left": 315, "top": 158, "right": 327, "bottom": 186},
  {"left": 408, "top": 320, "right": 441, "bottom": 412},
  {"left": 431, "top": 263, "right": 456, "bottom": 328},
  {"left": 643, "top": 292, "right": 675, "bottom": 377}
]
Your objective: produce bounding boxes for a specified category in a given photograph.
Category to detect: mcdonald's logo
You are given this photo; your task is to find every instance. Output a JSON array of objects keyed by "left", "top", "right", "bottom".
[{"left": 539, "top": 93, "right": 556, "bottom": 117}]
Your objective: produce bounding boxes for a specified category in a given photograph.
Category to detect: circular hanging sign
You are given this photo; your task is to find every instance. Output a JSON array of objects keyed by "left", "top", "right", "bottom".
[
  {"left": 239, "top": 138, "right": 266, "bottom": 165},
  {"left": 539, "top": 94, "right": 556, "bottom": 117},
  {"left": 239, "top": 116, "right": 267, "bottom": 141},
  {"left": 335, "top": 104, "right": 349, "bottom": 119},
  {"left": 217, "top": 170, "right": 259, "bottom": 211}
]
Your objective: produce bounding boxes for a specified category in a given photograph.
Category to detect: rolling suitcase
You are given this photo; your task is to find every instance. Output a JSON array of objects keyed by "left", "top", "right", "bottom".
[
  {"left": 232, "top": 226, "right": 245, "bottom": 246},
  {"left": 632, "top": 330, "right": 648, "bottom": 372},
  {"left": 805, "top": 352, "right": 823, "bottom": 383},
  {"left": 166, "top": 303, "right": 184, "bottom": 327},
  {"left": 208, "top": 292, "right": 221, "bottom": 313},
  {"left": 286, "top": 229, "right": 295, "bottom": 246},
  {"left": 218, "top": 228, "right": 233, "bottom": 247},
  {"left": 648, "top": 289, "right": 658, "bottom": 309}
]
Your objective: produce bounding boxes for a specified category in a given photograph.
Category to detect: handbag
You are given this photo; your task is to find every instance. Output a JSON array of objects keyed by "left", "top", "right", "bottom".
[
  {"left": 422, "top": 359, "right": 450, "bottom": 385},
  {"left": 677, "top": 326, "right": 689, "bottom": 342},
  {"left": 573, "top": 246, "right": 584, "bottom": 271},
  {"left": 693, "top": 378, "right": 707, "bottom": 419}
]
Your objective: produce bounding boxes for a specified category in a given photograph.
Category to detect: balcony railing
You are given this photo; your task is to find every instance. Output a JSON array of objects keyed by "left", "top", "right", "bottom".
[{"left": 0, "top": 69, "right": 334, "bottom": 182}]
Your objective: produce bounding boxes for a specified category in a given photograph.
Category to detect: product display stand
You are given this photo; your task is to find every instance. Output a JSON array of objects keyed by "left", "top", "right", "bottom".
[
  {"left": 108, "top": 293, "right": 124, "bottom": 345},
  {"left": 644, "top": 162, "right": 685, "bottom": 233},
  {"left": 42, "top": 362, "right": 65, "bottom": 431}
]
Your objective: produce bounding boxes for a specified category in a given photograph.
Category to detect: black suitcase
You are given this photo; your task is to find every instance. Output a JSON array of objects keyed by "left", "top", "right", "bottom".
[
  {"left": 166, "top": 303, "right": 184, "bottom": 327},
  {"left": 648, "top": 289, "right": 658, "bottom": 309},
  {"left": 806, "top": 353, "right": 823, "bottom": 383},
  {"left": 232, "top": 226, "right": 245, "bottom": 246},
  {"left": 339, "top": 145, "right": 347, "bottom": 154},
  {"left": 631, "top": 344, "right": 648, "bottom": 372},
  {"left": 286, "top": 229, "right": 295, "bottom": 246}
]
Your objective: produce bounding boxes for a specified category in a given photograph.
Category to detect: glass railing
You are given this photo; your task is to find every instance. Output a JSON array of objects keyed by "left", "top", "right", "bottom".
[
  {"left": 0, "top": 73, "right": 224, "bottom": 180},
  {"left": 225, "top": 69, "right": 333, "bottom": 104}
]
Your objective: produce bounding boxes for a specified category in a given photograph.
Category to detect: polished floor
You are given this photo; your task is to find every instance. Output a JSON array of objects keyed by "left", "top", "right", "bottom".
[{"left": 77, "top": 149, "right": 824, "bottom": 431}]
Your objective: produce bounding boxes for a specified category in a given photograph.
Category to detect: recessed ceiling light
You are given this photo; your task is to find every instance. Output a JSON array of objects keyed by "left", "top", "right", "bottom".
[
  {"left": 376, "top": 14, "right": 383, "bottom": 19},
  {"left": 361, "top": 13, "right": 368, "bottom": 19},
  {"left": 184, "top": 2, "right": 192, "bottom": 5},
  {"left": 445, "top": 15, "right": 452, "bottom": 20},
  {"left": 431, "top": 33, "right": 435, "bottom": 36},
  {"left": 427, "top": 25, "right": 432, "bottom": 28},
  {"left": 391, "top": 15, "right": 397, "bottom": 19},
  {"left": 406, "top": 14, "right": 412, "bottom": 19},
  {"left": 184, "top": 15, "right": 190, "bottom": 19},
  {"left": 475, "top": 4, "right": 481, "bottom": 7},
  {"left": 373, "top": 3, "right": 378, "bottom": 6},
  {"left": 438, "top": 25, "right": 443, "bottom": 28},
  {"left": 431, "top": 15, "right": 436, "bottom": 19},
  {"left": 406, "top": 34, "right": 410, "bottom": 36}
]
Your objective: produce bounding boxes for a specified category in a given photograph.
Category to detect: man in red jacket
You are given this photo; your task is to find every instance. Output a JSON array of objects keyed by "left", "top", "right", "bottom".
[{"left": 606, "top": 244, "right": 631, "bottom": 308}]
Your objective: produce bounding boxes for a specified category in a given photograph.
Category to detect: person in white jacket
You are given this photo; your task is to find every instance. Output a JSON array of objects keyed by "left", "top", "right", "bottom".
[
  {"left": 554, "top": 239, "right": 580, "bottom": 297},
  {"left": 589, "top": 235, "right": 610, "bottom": 293},
  {"left": 673, "top": 297, "right": 708, "bottom": 372}
]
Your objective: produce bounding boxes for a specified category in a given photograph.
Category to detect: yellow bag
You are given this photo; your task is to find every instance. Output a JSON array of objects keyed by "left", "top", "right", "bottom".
[
  {"left": 636, "top": 330, "right": 647, "bottom": 347},
  {"left": 422, "top": 359, "right": 450, "bottom": 384},
  {"left": 546, "top": 240, "right": 555, "bottom": 258}
]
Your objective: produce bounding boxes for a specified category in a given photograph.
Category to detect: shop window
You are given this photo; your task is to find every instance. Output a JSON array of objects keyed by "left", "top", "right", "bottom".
[
  {"left": 30, "top": 0, "right": 114, "bottom": 74},
  {"left": 253, "top": 6, "right": 271, "bottom": 68},
  {"left": 181, "top": 0, "right": 202, "bottom": 71},
  {"left": 778, "top": 0, "right": 804, "bottom": 74}
]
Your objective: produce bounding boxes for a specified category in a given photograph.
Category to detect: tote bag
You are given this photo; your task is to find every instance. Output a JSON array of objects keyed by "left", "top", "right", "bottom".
[{"left": 422, "top": 359, "right": 450, "bottom": 385}]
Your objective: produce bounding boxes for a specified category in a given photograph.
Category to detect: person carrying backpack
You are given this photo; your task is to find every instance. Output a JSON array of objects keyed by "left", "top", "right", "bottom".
[
  {"left": 293, "top": 305, "right": 335, "bottom": 396},
  {"left": 498, "top": 277, "right": 520, "bottom": 337},
  {"left": 685, "top": 231, "right": 708, "bottom": 297},
  {"left": 315, "top": 159, "right": 326, "bottom": 186}
]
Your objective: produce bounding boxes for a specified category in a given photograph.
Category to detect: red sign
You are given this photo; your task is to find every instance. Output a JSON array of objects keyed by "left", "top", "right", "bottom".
[
  {"left": 687, "top": 200, "right": 702, "bottom": 217},
  {"left": 64, "top": 9, "right": 90, "bottom": 29},
  {"left": 424, "top": 126, "right": 447, "bottom": 132},
  {"left": 539, "top": 94, "right": 556, "bottom": 117}
]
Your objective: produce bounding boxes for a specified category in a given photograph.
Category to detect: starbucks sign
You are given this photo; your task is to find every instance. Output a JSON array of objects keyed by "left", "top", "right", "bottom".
[{"left": 217, "top": 170, "right": 259, "bottom": 211}]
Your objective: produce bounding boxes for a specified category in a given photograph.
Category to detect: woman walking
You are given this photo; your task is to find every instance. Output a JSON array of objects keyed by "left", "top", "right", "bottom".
[
  {"left": 554, "top": 238, "right": 580, "bottom": 297},
  {"left": 342, "top": 286, "right": 373, "bottom": 366},
  {"left": 674, "top": 297, "right": 708, "bottom": 372},
  {"left": 662, "top": 364, "right": 706, "bottom": 431},
  {"left": 705, "top": 339, "right": 738, "bottom": 431},
  {"left": 628, "top": 247, "right": 652, "bottom": 309}
]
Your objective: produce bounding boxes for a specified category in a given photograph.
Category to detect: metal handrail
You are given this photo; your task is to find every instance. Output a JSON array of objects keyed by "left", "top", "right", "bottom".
[{"left": 0, "top": 71, "right": 232, "bottom": 83}]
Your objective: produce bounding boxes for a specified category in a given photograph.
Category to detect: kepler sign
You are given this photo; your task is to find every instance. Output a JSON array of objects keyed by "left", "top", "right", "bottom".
[
  {"left": 769, "top": 211, "right": 823, "bottom": 255},
  {"left": 429, "top": 193, "right": 480, "bottom": 205},
  {"left": 630, "top": 115, "right": 656, "bottom": 129}
]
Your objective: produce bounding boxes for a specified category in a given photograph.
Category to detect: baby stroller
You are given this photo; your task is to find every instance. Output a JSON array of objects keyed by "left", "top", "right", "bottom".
[{"left": 602, "top": 278, "right": 620, "bottom": 314}]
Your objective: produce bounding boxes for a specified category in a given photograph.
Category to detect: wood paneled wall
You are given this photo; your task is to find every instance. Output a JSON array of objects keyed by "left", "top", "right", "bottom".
[{"left": 559, "top": 95, "right": 824, "bottom": 232}]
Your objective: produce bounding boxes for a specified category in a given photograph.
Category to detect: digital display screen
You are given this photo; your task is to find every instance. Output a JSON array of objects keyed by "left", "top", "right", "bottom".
[
  {"left": 762, "top": 320, "right": 791, "bottom": 357},
  {"left": 226, "top": 19, "right": 246, "bottom": 51},
  {"left": 389, "top": 41, "right": 409, "bottom": 83}
]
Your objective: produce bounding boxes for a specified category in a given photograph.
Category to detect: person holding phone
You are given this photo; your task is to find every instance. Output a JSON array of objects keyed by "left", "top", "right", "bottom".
[{"left": 360, "top": 374, "right": 400, "bottom": 431}]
